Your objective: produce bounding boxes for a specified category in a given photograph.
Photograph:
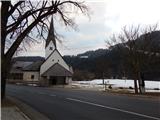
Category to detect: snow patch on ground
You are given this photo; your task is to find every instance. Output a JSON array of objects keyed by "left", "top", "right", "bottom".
[{"left": 71, "top": 79, "right": 160, "bottom": 92}]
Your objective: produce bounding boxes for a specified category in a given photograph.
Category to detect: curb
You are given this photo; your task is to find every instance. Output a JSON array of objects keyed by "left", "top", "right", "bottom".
[
  {"left": 15, "top": 107, "right": 31, "bottom": 120},
  {"left": 7, "top": 96, "right": 50, "bottom": 120}
]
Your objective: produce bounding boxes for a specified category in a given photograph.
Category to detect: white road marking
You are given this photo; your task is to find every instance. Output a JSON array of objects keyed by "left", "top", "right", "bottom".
[{"left": 66, "top": 98, "right": 160, "bottom": 120}]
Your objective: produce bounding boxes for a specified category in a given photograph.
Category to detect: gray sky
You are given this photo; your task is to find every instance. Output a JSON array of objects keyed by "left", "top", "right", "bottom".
[{"left": 19, "top": 0, "right": 160, "bottom": 57}]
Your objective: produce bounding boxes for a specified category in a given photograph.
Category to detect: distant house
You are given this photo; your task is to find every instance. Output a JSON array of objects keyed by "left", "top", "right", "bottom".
[
  {"left": 8, "top": 17, "right": 73, "bottom": 86},
  {"left": 23, "top": 61, "right": 44, "bottom": 82},
  {"left": 9, "top": 60, "right": 40, "bottom": 83}
]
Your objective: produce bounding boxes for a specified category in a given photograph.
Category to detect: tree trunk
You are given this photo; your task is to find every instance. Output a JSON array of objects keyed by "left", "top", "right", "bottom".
[
  {"left": 133, "top": 70, "right": 139, "bottom": 94},
  {"left": 138, "top": 72, "right": 145, "bottom": 94},
  {"left": 1, "top": 1, "right": 10, "bottom": 100},
  {"left": 134, "top": 79, "right": 138, "bottom": 94},
  {"left": 102, "top": 72, "right": 104, "bottom": 85},
  {"left": 138, "top": 80, "right": 142, "bottom": 94},
  {"left": 1, "top": 56, "right": 11, "bottom": 100},
  {"left": 1, "top": 71, "right": 7, "bottom": 100},
  {"left": 1, "top": 58, "right": 7, "bottom": 100}
]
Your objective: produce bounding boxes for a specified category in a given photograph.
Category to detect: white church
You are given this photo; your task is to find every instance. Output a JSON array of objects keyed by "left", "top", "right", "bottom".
[
  {"left": 8, "top": 18, "right": 73, "bottom": 86},
  {"left": 40, "top": 17, "right": 73, "bottom": 85}
]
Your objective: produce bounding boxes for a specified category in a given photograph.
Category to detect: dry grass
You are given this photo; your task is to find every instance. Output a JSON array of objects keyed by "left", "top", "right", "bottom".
[
  {"left": 104, "top": 89, "right": 160, "bottom": 99},
  {"left": 142, "top": 92, "right": 160, "bottom": 97}
]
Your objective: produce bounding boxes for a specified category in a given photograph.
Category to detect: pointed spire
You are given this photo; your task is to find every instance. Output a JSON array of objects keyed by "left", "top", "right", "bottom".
[{"left": 45, "top": 16, "right": 56, "bottom": 48}]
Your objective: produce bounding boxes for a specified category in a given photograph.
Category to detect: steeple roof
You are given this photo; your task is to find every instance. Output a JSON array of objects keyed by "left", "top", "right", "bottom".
[{"left": 45, "top": 16, "right": 56, "bottom": 48}]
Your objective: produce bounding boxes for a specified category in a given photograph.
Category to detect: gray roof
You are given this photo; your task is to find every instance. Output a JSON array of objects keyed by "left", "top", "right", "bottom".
[
  {"left": 23, "top": 61, "right": 44, "bottom": 71},
  {"left": 41, "top": 63, "right": 72, "bottom": 77},
  {"left": 12, "top": 56, "right": 45, "bottom": 62},
  {"left": 45, "top": 17, "right": 56, "bottom": 48},
  {"left": 10, "top": 61, "right": 33, "bottom": 73}
]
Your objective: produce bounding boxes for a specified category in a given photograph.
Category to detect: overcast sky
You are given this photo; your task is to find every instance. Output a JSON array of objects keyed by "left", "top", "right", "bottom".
[{"left": 19, "top": 0, "right": 160, "bottom": 57}]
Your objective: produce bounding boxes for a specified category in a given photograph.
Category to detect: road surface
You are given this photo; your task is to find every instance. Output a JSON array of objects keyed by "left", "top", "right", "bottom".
[{"left": 7, "top": 84, "right": 160, "bottom": 120}]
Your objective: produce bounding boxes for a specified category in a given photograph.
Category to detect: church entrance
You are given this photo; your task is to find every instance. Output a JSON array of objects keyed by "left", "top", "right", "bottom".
[
  {"left": 49, "top": 76, "right": 66, "bottom": 85},
  {"left": 49, "top": 76, "right": 57, "bottom": 85}
]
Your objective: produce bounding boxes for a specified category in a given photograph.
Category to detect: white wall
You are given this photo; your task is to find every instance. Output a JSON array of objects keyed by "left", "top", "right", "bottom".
[
  {"left": 40, "top": 50, "right": 70, "bottom": 75},
  {"left": 23, "top": 71, "right": 40, "bottom": 81},
  {"left": 66, "top": 77, "right": 72, "bottom": 84},
  {"left": 45, "top": 41, "right": 55, "bottom": 58}
]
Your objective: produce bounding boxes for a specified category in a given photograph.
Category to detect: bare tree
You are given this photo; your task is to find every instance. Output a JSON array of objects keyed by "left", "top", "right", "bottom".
[
  {"left": 1, "top": 0, "right": 89, "bottom": 99},
  {"left": 95, "top": 57, "right": 110, "bottom": 84},
  {"left": 106, "top": 24, "right": 159, "bottom": 94}
]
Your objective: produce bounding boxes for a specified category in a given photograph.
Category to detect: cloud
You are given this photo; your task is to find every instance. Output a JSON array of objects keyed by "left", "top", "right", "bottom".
[
  {"left": 104, "top": 0, "right": 160, "bottom": 33},
  {"left": 21, "top": 0, "right": 160, "bottom": 57}
]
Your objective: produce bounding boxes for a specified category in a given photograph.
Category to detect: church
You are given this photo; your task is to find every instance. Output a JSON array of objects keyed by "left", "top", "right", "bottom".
[
  {"left": 8, "top": 18, "right": 73, "bottom": 86},
  {"left": 39, "top": 17, "right": 73, "bottom": 85}
]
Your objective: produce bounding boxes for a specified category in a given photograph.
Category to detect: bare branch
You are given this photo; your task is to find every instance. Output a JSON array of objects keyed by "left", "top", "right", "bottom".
[{"left": 8, "top": 1, "right": 24, "bottom": 17}]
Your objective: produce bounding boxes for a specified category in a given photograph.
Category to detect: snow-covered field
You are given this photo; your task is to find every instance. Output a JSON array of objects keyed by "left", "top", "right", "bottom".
[{"left": 71, "top": 79, "right": 160, "bottom": 92}]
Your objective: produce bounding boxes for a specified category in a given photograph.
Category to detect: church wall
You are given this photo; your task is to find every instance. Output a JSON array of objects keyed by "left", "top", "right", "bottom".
[
  {"left": 45, "top": 41, "right": 55, "bottom": 58},
  {"left": 39, "top": 76, "right": 50, "bottom": 86},
  {"left": 23, "top": 71, "right": 40, "bottom": 82},
  {"left": 40, "top": 50, "right": 70, "bottom": 75},
  {"left": 65, "top": 76, "right": 72, "bottom": 84}
]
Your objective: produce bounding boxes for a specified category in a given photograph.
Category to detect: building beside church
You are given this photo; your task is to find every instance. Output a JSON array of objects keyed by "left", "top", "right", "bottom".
[{"left": 8, "top": 18, "right": 73, "bottom": 86}]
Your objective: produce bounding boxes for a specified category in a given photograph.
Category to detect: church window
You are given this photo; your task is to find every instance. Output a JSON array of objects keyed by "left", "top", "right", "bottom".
[
  {"left": 58, "top": 60, "right": 59, "bottom": 62},
  {"left": 49, "top": 47, "right": 53, "bottom": 50}
]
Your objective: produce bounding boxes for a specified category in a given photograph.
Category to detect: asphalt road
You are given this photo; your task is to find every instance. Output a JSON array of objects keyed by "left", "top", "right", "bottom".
[{"left": 7, "top": 84, "right": 160, "bottom": 120}]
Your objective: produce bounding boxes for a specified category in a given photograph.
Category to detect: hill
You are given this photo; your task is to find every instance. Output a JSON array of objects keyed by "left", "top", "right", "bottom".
[
  {"left": 64, "top": 31, "right": 160, "bottom": 81},
  {"left": 12, "top": 56, "right": 45, "bottom": 62}
]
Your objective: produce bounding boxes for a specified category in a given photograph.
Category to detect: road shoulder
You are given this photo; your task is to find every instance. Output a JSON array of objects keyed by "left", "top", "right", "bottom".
[
  {"left": 1, "top": 97, "right": 30, "bottom": 120},
  {"left": 48, "top": 85, "right": 160, "bottom": 100},
  {"left": 7, "top": 96, "right": 51, "bottom": 120}
]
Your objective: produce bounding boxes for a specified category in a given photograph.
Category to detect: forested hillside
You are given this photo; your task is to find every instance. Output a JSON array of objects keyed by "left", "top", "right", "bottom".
[{"left": 64, "top": 31, "right": 160, "bottom": 81}]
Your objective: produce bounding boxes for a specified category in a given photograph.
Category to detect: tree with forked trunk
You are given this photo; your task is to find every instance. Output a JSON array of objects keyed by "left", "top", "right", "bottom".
[{"left": 1, "top": 0, "right": 89, "bottom": 100}]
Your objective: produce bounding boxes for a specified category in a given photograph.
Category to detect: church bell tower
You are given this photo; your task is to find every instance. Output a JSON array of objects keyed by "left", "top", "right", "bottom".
[{"left": 45, "top": 17, "right": 56, "bottom": 58}]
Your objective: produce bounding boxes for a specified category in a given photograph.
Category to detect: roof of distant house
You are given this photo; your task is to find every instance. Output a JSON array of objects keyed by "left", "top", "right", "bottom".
[{"left": 23, "top": 60, "right": 44, "bottom": 71}]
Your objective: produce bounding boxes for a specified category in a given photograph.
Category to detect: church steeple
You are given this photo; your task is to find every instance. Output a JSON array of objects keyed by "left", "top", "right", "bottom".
[
  {"left": 45, "top": 16, "right": 56, "bottom": 48},
  {"left": 45, "top": 16, "right": 57, "bottom": 58}
]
